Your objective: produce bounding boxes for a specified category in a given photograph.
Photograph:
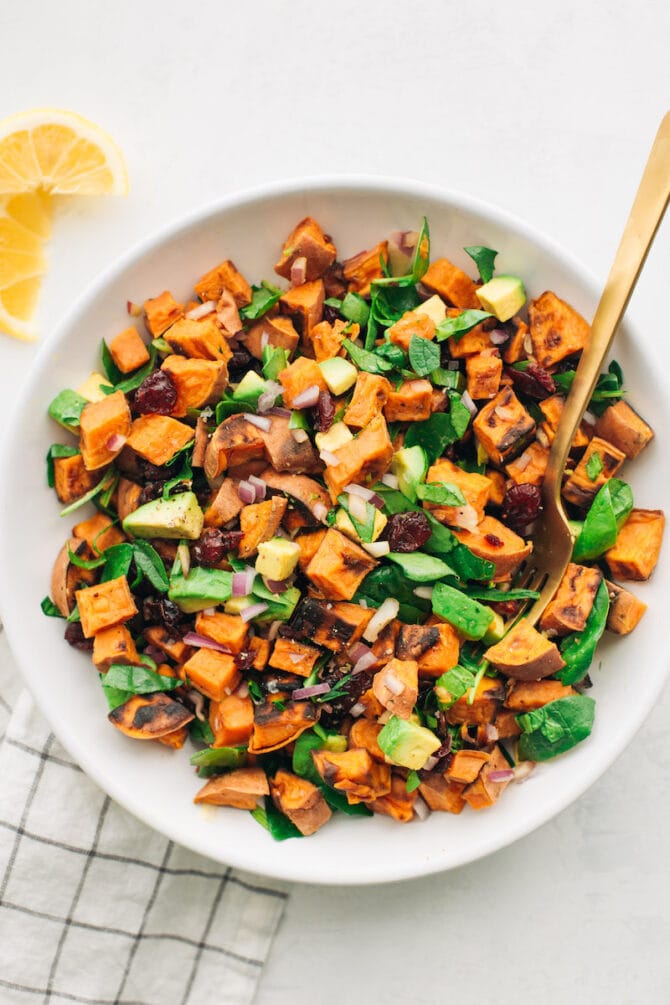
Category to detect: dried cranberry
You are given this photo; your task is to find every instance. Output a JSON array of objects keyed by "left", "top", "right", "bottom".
[
  {"left": 322, "top": 261, "right": 347, "bottom": 300},
  {"left": 139, "top": 481, "right": 167, "bottom": 505},
  {"left": 133, "top": 369, "right": 178, "bottom": 415},
  {"left": 491, "top": 599, "right": 522, "bottom": 619},
  {"left": 484, "top": 533, "right": 504, "bottom": 548},
  {"left": 318, "top": 669, "right": 372, "bottom": 728},
  {"left": 192, "top": 528, "right": 243, "bottom": 566},
  {"left": 502, "top": 483, "right": 542, "bottom": 531},
  {"left": 312, "top": 390, "right": 335, "bottom": 432},
  {"left": 386, "top": 511, "right": 432, "bottom": 552},
  {"left": 64, "top": 622, "right": 93, "bottom": 651},
  {"left": 228, "top": 348, "right": 253, "bottom": 380},
  {"left": 507, "top": 363, "right": 555, "bottom": 401},
  {"left": 322, "top": 304, "right": 342, "bottom": 325},
  {"left": 142, "top": 596, "right": 184, "bottom": 633},
  {"left": 235, "top": 649, "right": 256, "bottom": 672}
]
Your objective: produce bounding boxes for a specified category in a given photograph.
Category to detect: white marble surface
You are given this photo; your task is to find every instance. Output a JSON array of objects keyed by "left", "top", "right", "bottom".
[{"left": 1, "top": 1, "right": 669, "bottom": 1001}]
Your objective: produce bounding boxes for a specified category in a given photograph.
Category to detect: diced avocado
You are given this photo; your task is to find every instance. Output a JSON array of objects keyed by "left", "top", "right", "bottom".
[
  {"left": 288, "top": 409, "right": 309, "bottom": 431},
  {"left": 482, "top": 610, "right": 505, "bottom": 644},
  {"left": 232, "top": 370, "right": 267, "bottom": 406},
  {"left": 391, "top": 445, "right": 428, "bottom": 502},
  {"left": 77, "top": 371, "right": 113, "bottom": 403},
  {"left": 48, "top": 389, "right": 88, "bottom": 430},
  {"left": 122, "top": 491, "right": 204, "bottom": 540},
  {"left": 255, "top": 538, "right": 301, "bottom": 580},
  {"left": 476, "top": 275, "right": 526, "bottom": 322},
  {"left": 315, "top": 421, "right": 354, "bottom": 453},
  {"left": 319, "top": 356, "right": 358, "bottom": 396},
  {"left": 431, "top": 583, "right": 495, "bottom": 640},
  {"left": 335, "top": 506, "right": 387, "bottom": 543},
  {"left": 476, "top": 441, "right": 490, "bottom": 466},
  {"left": 377, "top": 715, "right": 441, "bottom": 770},
  {"left": 415, "top": 293, "right": 447, "bottom": 326},
  {"left": 168, "top": 566, "right": 233, "bottom": 614},
  {"left": 323, "top": 733, "right": 348, "bottom": 753},
  {"left": 225, "top": 595, "right": 254, "bottom": 615}
]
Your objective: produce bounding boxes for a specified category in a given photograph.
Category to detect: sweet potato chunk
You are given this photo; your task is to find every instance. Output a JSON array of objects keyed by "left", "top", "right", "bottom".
[
  {"left": 164, "top": 316, "right": 233, "bottom": 362},
  {"left": 180, "top": 648, "right": 240, "bottom": 701},
  {"left": 290, "top": 597, "right": 373, "bottom": 651},
  {"left": 204, "top": 415, "right": 266, "bottom": 481},
  {"left": 387, "top": 310, "right": 436, "bottom": 352},
  {"left": 73, "top": 513, "right": 125, "bottom": 553},
  {"left": 369, "top": 773, "right": 416, "bottom": 823},
  {"left": 505, "top": 679, "right": 575, "bottom": 712},
  {"left": 485, "top": 619, "right": 565, "bottom": 681},
  {"left": 92, "top": 624, "right": 141, "bottom": 672},
  {"left": 323, "top": 414, "right": 393, "bottom": 502},
  {"left": 260, "top": 415, "right": 321, "bottom": 474},
  {"left": 348, "top": 719, "right": 385, "bottom": 762},
  {"left": 305, "top": 528, "right": 377, "bottom": 601},
  {"left": 493, "top": 709, "right": 521, "bottom": 738},
  {"left": 53, "top": 454, "right": 100, "bottom": 504},
  {"left": 279, "top": 280, "right": 325, "bottom": 347},
  {"left": 270, "top": 770, "right": 332, "bottom": 836},
  {"left": 372, "top": 658, "right": 418, "bottom": 719},
  {"left": 79, "top": 390, "right": 132, "bottom": 471},
  {"left": 424, "top": 457, "right": 492, "bottom": 525},
  {"left": 473, "top": 388, "right": 536, "bottom": 466},
  {"left": 463, "top": 745, "right": 513, "bottom": 810},
  {"left": 296, "top": 529, "right": 327, "bottom": 571},
  {"left": 446, "top": 310, "right": 494, "bottom": 358},
  {"left": 160, "top": 356, "right": 228, "bottom": 417},
  {"left": 418, "top": 775, "right": 466, "bottom": 814},
  {"left": 248, "top": 700, "right": 319, "bottom": 754},
  {"left": 143, "top": 625, "right": 192, "bottom": 663},
  {"left": 384, "top": 379, "right": 433, "bottom": 422},
  {"left": 238, "top": 496, "right": 288, "bottom": 559},
  {"left": 116, "top": 477, "right": 142, "bottom": 522},
  {"left": 503, "top": 320, "right": 528, "bottom": 364},
  {"left": 109, "top": 326, "right": 150, "bottom": 374},
  {"left": 309, "top": 318, "right": 353, "bottom": 362},
  {"left": 247, "top": 635, "right": 270, "bottom": 670},
  {"left": 109, "top": 692, "right": 193, "bottom": 739},
  {"left": 395, "top": 623, "right": 460, "bottom": 679},
  {"left": 486, "top": 468, "right": 507, "bottom": 506},
  {"left": 274, "top": 217, "right": 337, "bottom": 282},
  {"left": 242, "top": 315, "right": 299, "bottom": 360},
  {"left": 194, "top": 767, "right": 269, "bottom": 809},
  {"left": 157, "top": 725, "right": 189, "bottom": 749},
  {"left": 194, "top": 611, "right": 249, "bottom": 654},
  {"left": 445, "top": 677, "right": 505, "bottom": 725},
  {"left": 144, "top": 291, "right": 183, "bottom": 336},
  {"left": 539, "top": 563, "right": 602, "bottom": 636},
  {"left": 76, "top": 576, "right": 138, "bottom": 638},
  {"left": 538, "top": 394, "right": 590, "bottom": 450},
  {"left": 529, "top": 291, "right": 590, "bottom": 369},
  {"left": 343, "top": 372, "right": 391, "bottom": 428},
  {"left": 505, "top": 442, "right": 549, "bottom": 487},
  {"left": 269, "top": 637, "right": 321, "bottom": 677},
  {"left": 593, "top": 400, "right": 653, "bottom": 460},
  {"left": 259, "top": 469, "right": 330, "bottom": 519},
  {"left": 466, "top": 351, "right": 502, "bottom": 400},
  {"left": 194, "top": 259, "right": 252, "bottom": 307},
  {"left": 445, "top": 749, "right": 490, "bottom": 785},
  {"left": 605, "top": 509, "right": 665, "bottom": 581},
  {"left": 278, "top": 356, "right": 327, "bottom": 408},
  {"left": 209, "top": 693, "right": 254, "bottom": 747},
  {"left": 452, "top": 516, "right": 531, "bottom": 582},
  {"left": 605, "top": 580, "right": 647, "bottom": 635},
  {"left": 342, "top": 242, "right": 388, "bottom": 297},
  {"left": 126, "top": 414, "right": 194, "bottom": 466},
  {"left": 562, "top": 436, "right": 626, "bottom": 508},
  {"left": 421, "top": 256, "right": 479, "bottom": 309},
  {"left": 203, "top": 479, "right": 244, "bottom": 527},
  {"left": 311, "top": 747, "right": 391, "bottom": 803}
]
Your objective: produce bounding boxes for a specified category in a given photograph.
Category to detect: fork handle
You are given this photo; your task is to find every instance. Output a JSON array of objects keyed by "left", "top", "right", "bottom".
[{"left": 543, "top": 111, "right": 670, "bottom": 507}]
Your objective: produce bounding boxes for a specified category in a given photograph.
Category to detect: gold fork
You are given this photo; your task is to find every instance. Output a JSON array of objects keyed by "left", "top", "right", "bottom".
[{"left": 518, "top": 111, "right": 670, "bottom": 626}]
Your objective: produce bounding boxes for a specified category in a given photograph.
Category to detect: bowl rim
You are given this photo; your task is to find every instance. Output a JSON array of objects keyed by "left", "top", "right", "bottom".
[{"left": 2, "top": 174, "right": 667, "bottom": 885}]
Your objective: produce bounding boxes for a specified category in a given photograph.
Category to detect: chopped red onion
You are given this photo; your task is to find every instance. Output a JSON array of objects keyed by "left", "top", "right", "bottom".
[
  {"left": 513, "top": 761, "right": 536, "bottom": 783},
  {"left": 494, "top": 403, "right": 517, "bottom": 421},
  {"left": 246, "top": 413, "right": 272, "bottom": 431},
  {"left": 237, "top": 480, "right": 257, "bottom": 505},
  {"left": 461, "top": 390, "right": 477, "bottom": 416},
  {"left": 523, "top": 331, "right": 534, "bottom": 355},
  {"left": 362, "top": 540, "right": 390, "bottom": 558},
  {"left": 319, "top": 449, "right": 340, "bottom": 466},
  {"left": 450, "top": 504, "right": 479, "bottom": 532},
  {"left": 413, "top": 586, "right": 433, "bottom": 600},
  {"left": 349, "top": 701, "right": 365, "bottom": 718},
  {"left": 248, "top": 475, "right": 267, "bottom": 500},
  {"left": 186, "top": 300, "right": 216, "bottom": 320},
  {"left": 105, "top": 433, "right": 127, "bottom": 452},
  {"left": 257, "top": 383, "right": 282, "bottom": 414},
  {"left": 235, "top": 681, "right": 250, "bottom": 699},
  {"left": 290, "top": 255, "right": 307, "bottom": 287},
  {"left": 344, "top": 483, "right": 385, "bottom": 510},
  {"left": 514, "top": 450, "right": 532, "bottom": 472},
  {"left": 177, "top": 542, "right": 191, "bottom": 578},
  {"left": 267, "top": 620, "right": 282, "bottom": 641},
  {"left": 292, "top": 384, "right": 321, "bottom": 409},
  {"left": 536, "top": 427, "right": 550, "bottom": 447},
  {"left": 268, "top": 406, "right": 291, "bottom": 417},
  {"left": 383, "top": 670, "right": 404, "bottom": 696},
  {"left": 482, "top": 724, "right": 499, "bottom": 744},
  {"left": 313, "top": 502, "right": 329, "bottom": 523},
  {"left": 182, "top": 632, "right": 233, "bottom": 654},
  {"left": 292, "top": 681, "right": 331, "bottom": 700},
  {"left": 349, "top": 641, "right": 373, "bottom": 663},
  {"left": 488, "top": 768, "right": 515, "bottom": 783},
  {"left": 264, "top": 577, "right": 289, "bottom": 594},
  {"left": 422, "top": 755, "right": 439, "bottom": 772},
  {"left": 232, "top": 567, "right": 255, "bottom": 597},
  {"left": 240, "top": 602, "right": 269, "bottom": 623},
  {"left": 292, "top": 428, "right": 309, "bottom": 443},
  {"left": 413, "top": 794, "right": 430, "bottom": 821},
  {"left": 288, "top": 652, "right": 303, "bottom": 664},
  {"left": 127, "top": 300, "right": 143, "bottom": 317},
  {"left": 260, "top": 330, "right": 270, "bottom": 349},
  {"left": 582, "top": 409, "right": 597, "bottom": 426},
  {"left": 352, "top": 650, "right": 378, "bottom": 676},
  {"left": 489, "top": 329, "right": 509, "bottom": 345},
  {"left": 381, "top": 472, "right": 399, "bottom": 489},
  {"left": 362, "top": 597, "right": 400, "bottom": 643},
  {"left": 144, "top": 643, "right": 167, "bottom": 664},
  {"left": 347, "top": 492, "right": 368, "bottom": 522}
]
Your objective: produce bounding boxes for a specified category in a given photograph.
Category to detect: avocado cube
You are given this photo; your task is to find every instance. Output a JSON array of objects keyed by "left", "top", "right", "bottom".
[
  {"left": 255, "top": 538, "right": 301, "bottom": 580},
  {"left": 335, "top": 506, "right": 387, "bottom": 543},
  {"left": 391, "top": 445, "right": 428, "bottom": 502},
  {"left": 318, "top": 357, "right": 358, "bottom": 396},
  {"left": 415, "top": 294, "right": 447, "bottom": 326},
  {"left": 232, "top": 371, "right": 267, "bottom": 406},
  {"left": 315, "top": 421, "right": 354, "bottom": 453},
  {"left": 122, "top": 491, "right": 204, "bottom": 540},
  {"left": 476, "top": 275, "right": 526, "bottom": 322},
  {"left": 77, "top": 371, "right": 113, "bottom": 403},
  {"left": 377, "top": 715, "right": 441, "bottom": 770}
]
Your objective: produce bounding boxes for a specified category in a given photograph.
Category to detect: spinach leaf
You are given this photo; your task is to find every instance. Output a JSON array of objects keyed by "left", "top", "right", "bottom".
[
  {"left": 387, "top": 551, "right": 456, "bottom": 582},
  {"left": 430, "top": 367, "right": 461, "bottom": 389},
  {"left": 408, "top": 335, "right": 440, "bottom": 377},
  {"left": 446, "top": 543, "right": 495, "bottom": 583},
  {"left": 251, "top": 797, "right": 303, "bottom": 840},
  {"left": 337, "top": 494, "right": 377, "bottom": 543},
  {"left": 240, "top": 282, "right": 282, "bottom": 320},
  {"left": 340, "top": 291, "right": 370, "bottom": 326},
  {"left": 48, "top": 389, "right": 88, "bottom": 430},
  {"left": 405, "top": 770, "right": 421, "bottom": 792},
  {"left": 516, "top": 695, "right": 596, "bottom": 761},
  {"left": 162, "top": 455, "right": 193, "bottom": 499},
  {"left": 103, "top": 664, "right": 180, "bottom": 695},
  {"left": 415, "top": 481, "right": 467, "bottom": 506},
  {"left": 292, "top": 731, "right": 324, "bottom": 786},
  {"left": 585, "top": 452, "right": 603, "bottom": 480},
  {"left": 435, "top": 665, "right": 476, "bottom": 707},
  {"left": 102, "top": 345, "right": 158, "bottom": 396},
  {"left": 431, "top": 583, "right": 494, "bottom": 640},
  {"left": 101, "top": 543, "right": 134, "bottom": 583},
  {"left": 262, "top": 344, "right": 289, "bottom": 381},
  {"left": 46, "top": 444, "right": 79, "bottom": 487},
  {"left": 463, "top": 586, "right": 540, "bottom": 602},
  {"left": 41, "top": 596, "right": 65, "bottom": 619},
  {"left": 216, "top": 395, "right": 252, "bottom": 423},
  {"left": 189, "top": 719, "right": 215, "bottom": 746},
  {"left": 250, "top": 581, "right": 301, "bottom": 622},
  {"left": 464, "top": 245, "right": 498, "bottom": 284},
  {"left": 321, "top": 787, "right": 373, "bottom": 816},
  {"left": 189, "top": 746, "right": 247, "bottom": 771},
  {"left": 354, "top": 565, "right": 430, "bottom": 624},
  {"left": 404, "top": 412, "right": 460, "bottom": 464},
  {"left": 408, "top": 216, "right": 430, "bottom": 283},
  {"left": 374, "top": 341, "right": 407, "bottom": 369},
  {"left": 132, "top": 540, "right": 169, "bottom": 592},
  {"left": 435, "top": 310, "right": 493, "bottom": 342},
  {"left": 343, "top": 338, "right": 393, "bottom": 375},
  {"left": 67, "top": 545, "right": 106, "bottom": 570},
  {"left": 59, "top": 468, "right": 117, "bottom": 517},
  {"left": 448, "top": 393, "right": 471, "bottom": 439},
  {"left": 573, "top": 478, "right": 633, "bottom": 561},
  {"left": 558, "top": 580, "right": 609, "bottom": 685}
]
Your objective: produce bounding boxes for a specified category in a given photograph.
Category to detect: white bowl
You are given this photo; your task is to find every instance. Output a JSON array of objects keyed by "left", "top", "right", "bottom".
[{"left": 1, "top": 177, "right": 667, "bottom": 885}]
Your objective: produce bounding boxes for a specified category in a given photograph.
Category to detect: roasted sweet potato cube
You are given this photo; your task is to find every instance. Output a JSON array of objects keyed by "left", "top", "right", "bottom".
[
  {"left": 311, "top": 747, "right": 391, "bottom": 803},
  {"left": 279, "top": 280, "right": 325, "bottom": 347},
  {"left": 505, "top": 679, "right": 575, "bottom": 712},
  {"left": 466, "top": 351, "right": 503, "bottom": 400},
  {"left": 348, "top": 719, "right": 385, "bottom": 762},
  {"left": 144, "top": 291, "right": 183, "bottom": 336},
  {"left": 323, "top": 414, "right": 393, "bottom": 502},
  {"left": 463, "top": 745, "right": 513, "bottom": 810},
  {"left": 562, "top": 436, "right": 626, "bottom": 508},
  {"left": 445, "top": 749, "right": 490, "bottom": 785},
  {"left": 76, "top": 576, "right": 138, "bottom": 638},
  {"left": 372, "top": 658, "right": 418, "bottom": 720},
  {"left": 593, "top": 400, "right": 653, "bottom": 460},
  {"left": 269, "top": 637, "right": 321, "bottom": 677},
  {"left": 424, "top": 457, "right": 492, "bottom": 525},
  {"left": 242, "top": 315, "right": 299, "bottom": 360},
  {"left": 209, "top": 693, "right": 254, "bottom": 747},
  {"left": 93, "top": 624, "right": 141, "bottom": 672},
  {"left": 157, "top": 725, "right": 189, "bottom": 749},
  {"left": 258, "top": 415, "right": 321, "bottom": 475},
  {"left": 452, "top": 516, "right": 531, "bottom": 582},
  {"left": 305, "top": 528, "right": 377, "bottom": 601},
  {"left": 238, "top": 496, "right": 288, "bottom": 559},
  {"left": 445, "top": 676, "right": 505, "bottom": 725},
  {"left": 79, "top": 389, "right": 132, "bottom": 471},
  {"left": 418, "top": 775, "right": 466, "bottom": 814},
  {"left": 309, "top": 317, "right": 353, "bottom": 362},
  {"left": 538, "top": 394, "right": 590, "bottom": 451},
  {"left": 290, "top": 598, "right": 373, "bottom": 652},
  {"left": 194, "top": 259, "right": 252, "bottom": 307},
  {"left": 605, "top": 509, "right": 665, "bottom": 581},
  {"left": 274, "top": 217, "right": 337, "bottom": 282},
  {"left": 247, "top": 635, "right": 271, "bottom": 670},
  {"left": 109, "top": 326, "right": 150, "bottom": 374},
  {"left": 421, "top": 257, "right": 479, "bottom": 308},
  {"left": 278, "top": 356, "right": 327, "bottom": 408},
  {"left": 204, "top": 415, "right": 266, "bottom": 480},
  {"left": 143, "top": 625, "right": 192, "bottom": 663},
  {"left": 342, "top": 242, "right": 388, "bottom": 297},
  {"left": 53, "top": 453, "right": 100, "bottom": 505},
  {"left": 447, "top": 311, "right": 494, "bottom": 358},
  {"left": 180, "top": 648, "right": 240, "bottom": 701},
  {"left": 194, "top": 767, "right": 269, "bottom": 809},
  {"left": 164, "top": 316, "right": 233, "bottom": 361},
  {"left": 160, "top": 356, "right": 228, "bottom": 417},
  {"left": 248, "top": 700, "right": 319, "bottom": 754},
  {"left": 384, "top": 379, "right": 433, "bottom": 422},
  {"left": 270, "top": 769, "right": 332, "bottom": 835},
  {"left": 126, "top": 414, "right": 194, "bottom": 466},
  {"left": 493, "top": 709, "right": 521, "bottom": 738},
  {"left": 194, "top": 611, "right": 249, "bottom": 654},
  {"left": 369, "top": 773, "right": 417, "bottom": 823},
  {"left": 116, "top": 477, "right": 142, "bottom": 522},
  {"left": 605, "top": 580, "right": 646, "bottom": 635},
  {"left": 503, "top": 320, "right": 528, "bottom": 364},
  {"left": 203, "top": 481, "right": 243, "bottom": 528},
  {"left": 109, "top": 692, "right": 193, "bottom": 739},
  {"left": 505, "top": 442, "right": 549, "bottom": 487},
  {"left": 529, "top": 291, "right": 590, "bottom": 369},
  {"left": 343, "top": 372, "right": 391, "bottom": 428},
  {"left": 473, "top": 388, "right": 536, "bottom": 466},
  {"left": 539, "top": 563, "right": 602, "bottom": 636},
  {"left": 486, "top": 468, "right": 507, "bottom": 506},
  {"left": 387, "top": 310, "right": 436, "bottom": 352},
  {"left": 296, "top": 529, "right": 327, "bottom": 571},
  {"left": 395, "top": 622, "right": 460, "bottom": 679},
  {"left": 73, "top": 513, "right": 125, "bottom": 553},
  {"left": 485, "top": 619, "right": 565, "bottom": 681}
]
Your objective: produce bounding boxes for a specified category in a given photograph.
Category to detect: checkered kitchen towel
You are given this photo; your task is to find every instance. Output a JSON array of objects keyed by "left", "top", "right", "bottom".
[{"left": 0, "top": 627, "right": 287, "bottom": 1005}]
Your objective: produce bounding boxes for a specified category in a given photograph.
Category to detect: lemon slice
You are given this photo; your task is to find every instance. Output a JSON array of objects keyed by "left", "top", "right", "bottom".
[{"left": 0, "top": 109, "right": 127, "bottom": 340}]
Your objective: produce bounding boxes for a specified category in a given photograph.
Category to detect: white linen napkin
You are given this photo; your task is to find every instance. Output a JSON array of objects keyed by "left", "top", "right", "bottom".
[{"left": 0, "top": 625, "right": 287, "bottom": 1005}]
